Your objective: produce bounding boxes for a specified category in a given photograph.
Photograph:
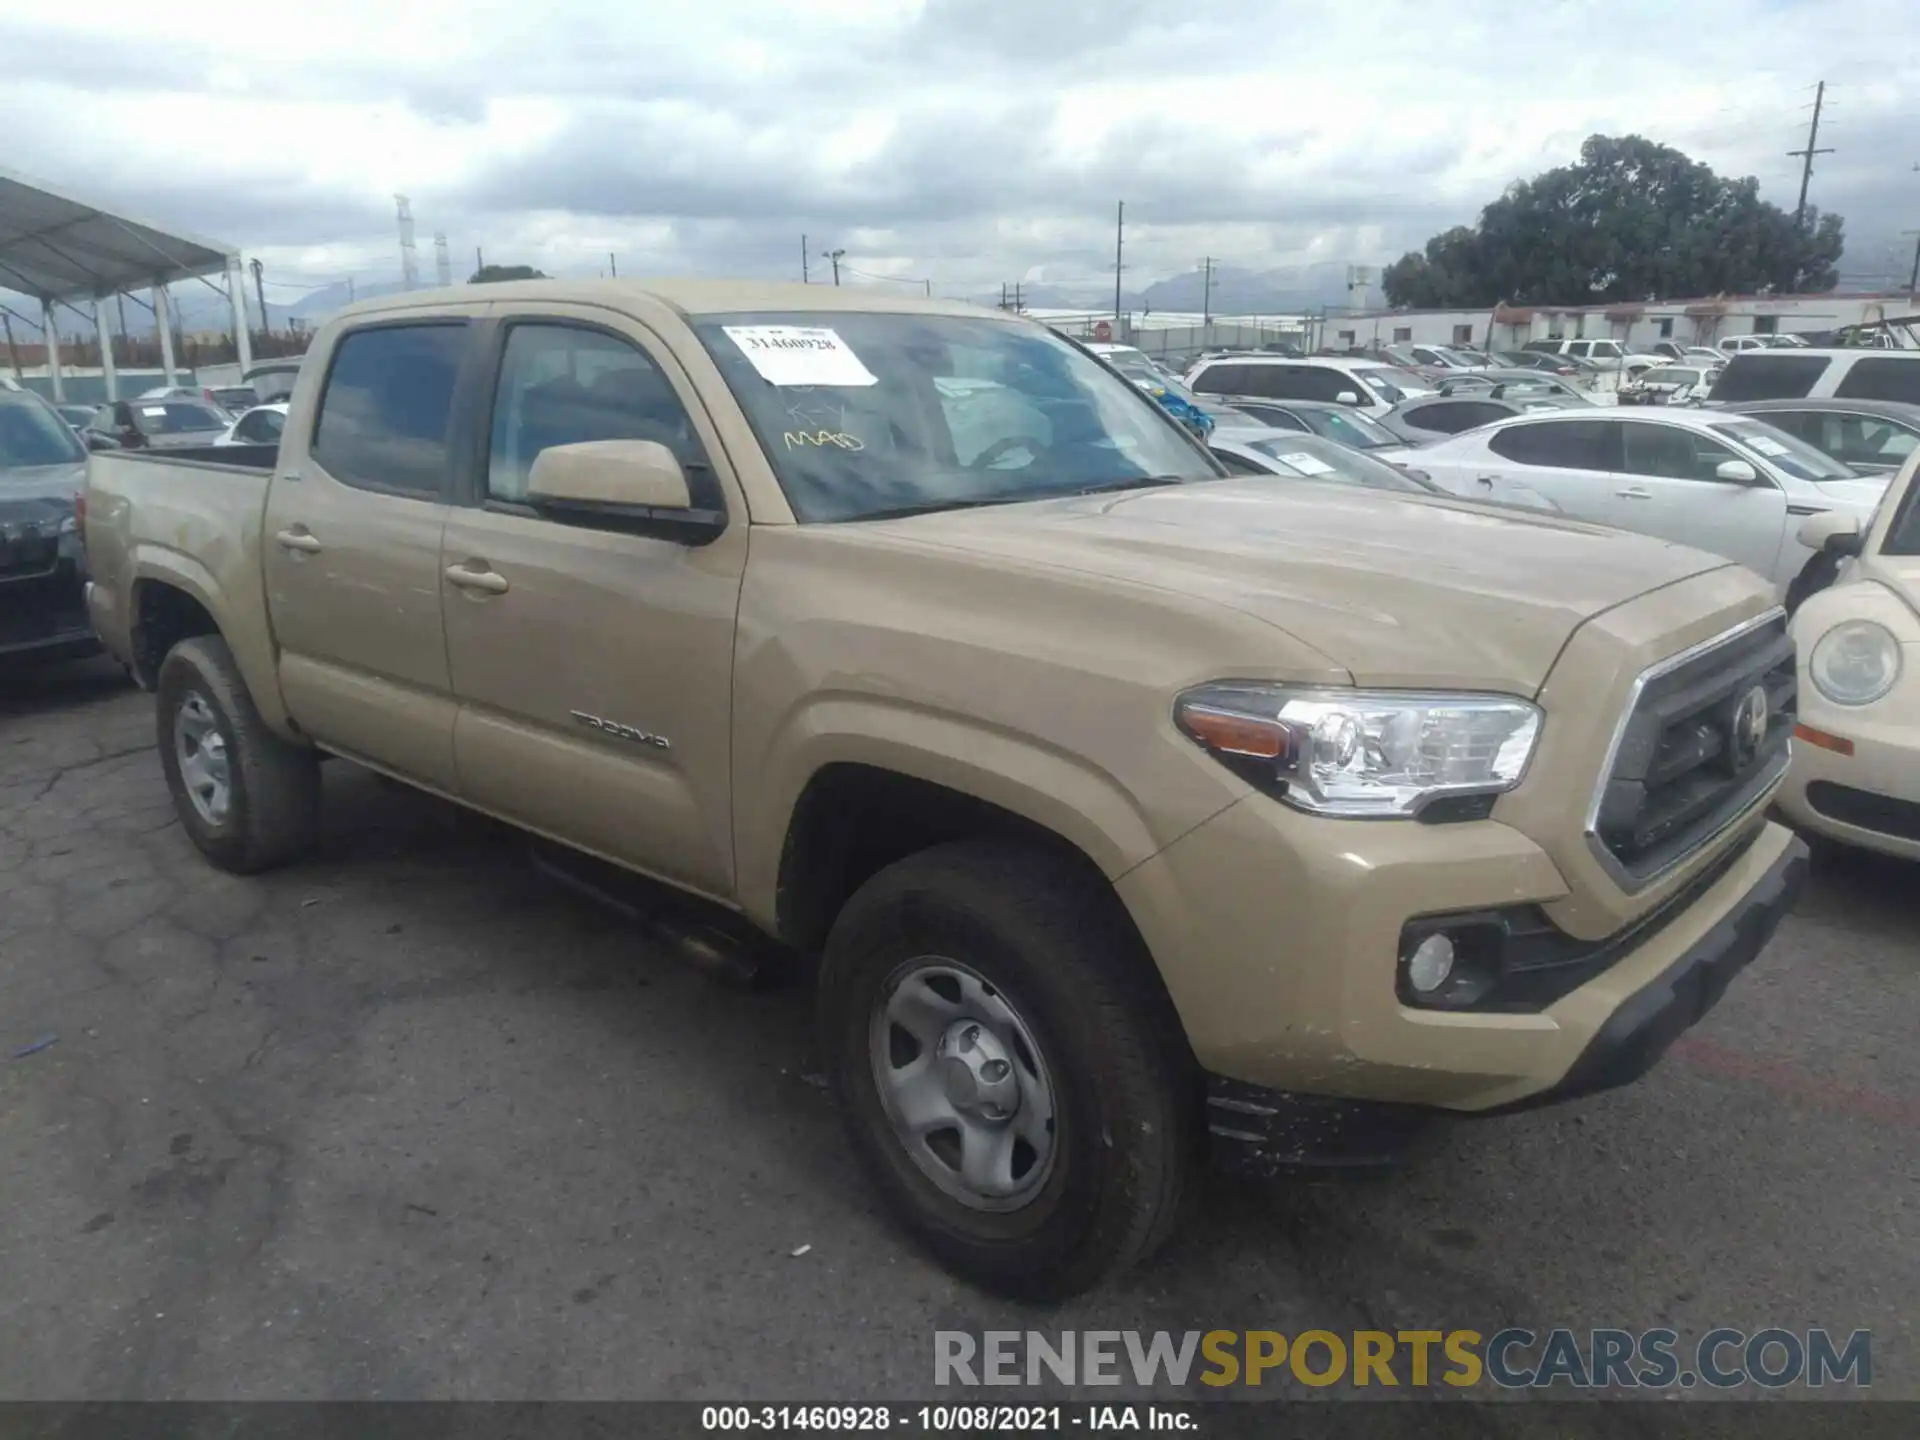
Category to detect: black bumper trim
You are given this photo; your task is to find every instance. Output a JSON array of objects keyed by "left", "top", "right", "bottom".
[
  {"left": 1488, "top": 834, "right": 1809, "bottom": 1114},
  {"left": 1206, "top": 835, "right": 1809, "bottom": 1167}
]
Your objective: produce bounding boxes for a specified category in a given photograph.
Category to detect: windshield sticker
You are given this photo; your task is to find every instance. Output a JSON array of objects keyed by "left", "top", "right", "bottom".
[
  {"left": 784, "top": 430, "right": 865, "bottom": 452},
  {"left": 141, "top": 406, "right": 167, "bottom": 417},
  {"left": 1744, "top": 434, "right": 1790, "bottom": 457},
  {"left": 1277, "top": 452, "right": 1336, "bottom": 475},
  {"left": 724, "top": 326, "right": 878, "bottom": 387}
]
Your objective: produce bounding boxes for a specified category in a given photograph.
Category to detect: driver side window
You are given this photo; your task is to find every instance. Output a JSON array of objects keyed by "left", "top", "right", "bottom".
[{"left": 488, "top": 323, "right": 712, "bottom": 505}]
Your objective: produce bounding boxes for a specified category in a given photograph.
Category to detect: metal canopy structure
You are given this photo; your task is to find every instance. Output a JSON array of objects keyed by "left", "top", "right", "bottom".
[{"left": 0, "top": 166, "right": 252, "bottom": 401}]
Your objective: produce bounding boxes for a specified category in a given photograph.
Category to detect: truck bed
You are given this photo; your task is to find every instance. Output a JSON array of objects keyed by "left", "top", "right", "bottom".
[{"left": 82, "top": 444, "right": 280, "bottom": 692}]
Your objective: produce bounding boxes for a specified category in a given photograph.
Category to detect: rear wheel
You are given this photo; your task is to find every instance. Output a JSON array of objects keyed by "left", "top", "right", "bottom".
[
  {"left": 819, "top": 840, "right": 1197, "bottom": 1299},
  {"left": 156, "top": 635, "right": 319, "bottom": 873}
]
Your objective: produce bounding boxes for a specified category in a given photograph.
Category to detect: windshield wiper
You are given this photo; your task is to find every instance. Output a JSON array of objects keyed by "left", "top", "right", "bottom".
[
  {"left": 1070, "top": 475, "right": 1187, "bottom": 497},
  {"left": 849, "top": 495, "right": 1039, "bottom": 522}
]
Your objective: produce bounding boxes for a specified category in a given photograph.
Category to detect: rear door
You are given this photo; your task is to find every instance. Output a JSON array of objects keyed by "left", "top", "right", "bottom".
[
  {"left": 1608, "top": 419, "right": 1789, "bottom": 581},
  {"left": 438, "top": 308, "right": 748, "bottom": 898},
  {"left": 264, "top": 314, "right": 482, "bottom": 790},
  {"left": 1476, "top": 417, "right": 1622, "bottom": 519}
]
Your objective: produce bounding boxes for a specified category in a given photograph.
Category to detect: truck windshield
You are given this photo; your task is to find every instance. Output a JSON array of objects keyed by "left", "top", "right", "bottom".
[
  {"left": 693, "top": 312, "right": 1220, "bottom": 521},
  {"left": 0, "top": 392, "right": 86, "bottom": 471}
]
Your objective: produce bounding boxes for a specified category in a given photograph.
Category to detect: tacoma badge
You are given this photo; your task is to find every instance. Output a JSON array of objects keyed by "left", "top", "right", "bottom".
[{"left": 570, "top": 710, "right": 671, "bottom": 750}]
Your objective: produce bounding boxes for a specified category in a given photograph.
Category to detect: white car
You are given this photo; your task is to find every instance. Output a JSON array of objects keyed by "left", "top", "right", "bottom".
[
  {"left": 213, "top": 402, "right": 289, "bottom": 447},
  {"left": 1207, "top": 429, "right": 1559, "bottom": 513},
  {"left": 1776, "top": 457, "right": 1920, "bottom": 861},
  {"left": 1410, "top": 408, "right": 1889, "bottom": 598},
  {"left": 1186, "top": 355, "right": 1434, "bottom": 420},
  {"left": 1085, "top": 342, "right": 1181, "bottom": 388}
]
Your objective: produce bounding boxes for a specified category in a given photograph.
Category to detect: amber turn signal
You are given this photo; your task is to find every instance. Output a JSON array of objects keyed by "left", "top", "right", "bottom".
[{"left": 1793, "top": 723, "right": 1855, "bottom": 757}]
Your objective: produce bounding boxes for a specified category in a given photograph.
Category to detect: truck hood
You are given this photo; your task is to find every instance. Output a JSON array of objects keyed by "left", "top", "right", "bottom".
[{"left": 882, "top": 479, "right": 1735, "bottom": 693}]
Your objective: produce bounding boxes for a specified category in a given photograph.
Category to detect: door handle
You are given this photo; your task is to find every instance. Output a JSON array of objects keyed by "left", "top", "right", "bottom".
[
  {"left": 274, "top": 528, "right": 322, "bottom": 553},
  {"left": 445, "top": 563, "right": 509, "bottom": 595},
  {"left": 1475, "top": 475, "right": 1498, "bottom": 488},
  {"left": 1615, "top": 487, "right": 1653, "bottom": 500}
]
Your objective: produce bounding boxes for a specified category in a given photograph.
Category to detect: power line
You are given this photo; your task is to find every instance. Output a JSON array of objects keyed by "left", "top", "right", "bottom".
[{"left": 1788, "top": 79, "right": 1834, "bottom": 227}]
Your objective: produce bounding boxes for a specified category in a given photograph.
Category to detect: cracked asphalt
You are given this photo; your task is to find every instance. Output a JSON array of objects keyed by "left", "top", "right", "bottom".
[{"left": 1, "top": 655, "right": 1915, "bottom": 1406}]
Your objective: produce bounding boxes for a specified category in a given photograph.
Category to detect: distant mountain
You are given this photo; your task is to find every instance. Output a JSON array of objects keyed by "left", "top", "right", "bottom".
[{"left": 969, "top": 263, "right": 1357, "bottom": 317}]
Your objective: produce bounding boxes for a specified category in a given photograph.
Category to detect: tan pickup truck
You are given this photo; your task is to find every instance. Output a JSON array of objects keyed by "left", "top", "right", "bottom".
[{"left": 84, "top": 280, "right": 1808, "bottom": 1298}]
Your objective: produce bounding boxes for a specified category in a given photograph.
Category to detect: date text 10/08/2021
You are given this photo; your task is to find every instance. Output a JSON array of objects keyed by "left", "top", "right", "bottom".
[{"left": 702, "top": 1407, "right": 1190, "bottom": 1432}]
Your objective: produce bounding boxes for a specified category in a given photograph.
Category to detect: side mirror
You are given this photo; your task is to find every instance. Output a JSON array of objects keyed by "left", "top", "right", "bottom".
[
  {"left": 1335, "top": 390, "right": 1362, "bottom": 405},
  {"left": 1797, "top": 509, "right": 1865, "bottom": 556},
  {"left": 1714, "top": 459, "right": 1759, "bottom": 484},
  {"left": 525, "top": 439, "right": 723, "bottom": 543}
]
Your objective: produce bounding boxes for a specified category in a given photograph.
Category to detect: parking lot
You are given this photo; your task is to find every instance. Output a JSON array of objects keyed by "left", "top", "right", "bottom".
[{"left": 2, "top": 655, "right": 1915, "bottom": 1403}]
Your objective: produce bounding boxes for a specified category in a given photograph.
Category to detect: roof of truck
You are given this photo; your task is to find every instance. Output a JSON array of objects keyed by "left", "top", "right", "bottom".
[{"left": 333, "top": 277, "right": 997, "bottom": 322}]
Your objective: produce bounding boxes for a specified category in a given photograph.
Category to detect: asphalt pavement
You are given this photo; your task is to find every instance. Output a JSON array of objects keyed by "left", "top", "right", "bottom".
[{"left": 1, "top": 656, "right": 1914, "bottom": 1406}]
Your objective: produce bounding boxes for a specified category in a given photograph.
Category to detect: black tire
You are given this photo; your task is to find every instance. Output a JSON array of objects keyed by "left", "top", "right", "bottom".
[
  {"left": 819, "top": 839, "right": 1198, "bottom": 1300},
  {"left": 156, "top": 634, "right": 320, "bottom": 874}
]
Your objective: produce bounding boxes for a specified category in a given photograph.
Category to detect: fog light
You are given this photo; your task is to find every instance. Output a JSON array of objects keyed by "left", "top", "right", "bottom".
[{"left": 1405, "top": 933, "right": 1455, "bottom": 994}]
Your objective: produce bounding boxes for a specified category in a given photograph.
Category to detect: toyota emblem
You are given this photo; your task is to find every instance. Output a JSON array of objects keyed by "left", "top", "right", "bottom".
[{"left": 1730, "top": 685, "right": 1770, "bottom": 767}]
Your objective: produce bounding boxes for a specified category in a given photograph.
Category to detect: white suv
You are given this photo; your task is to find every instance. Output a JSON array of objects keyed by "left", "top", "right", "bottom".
[{"left": 1185, "top": 355, "right": 1433, "bottom": 419}]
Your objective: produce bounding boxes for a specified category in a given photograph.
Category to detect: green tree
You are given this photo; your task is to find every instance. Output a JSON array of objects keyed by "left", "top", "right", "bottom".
[
  {"left": 1381, "top": 136, "right": 1845, "bottom": 308},
  {"left": 469, "top": 263, "right": 550, "bottom": 284}
]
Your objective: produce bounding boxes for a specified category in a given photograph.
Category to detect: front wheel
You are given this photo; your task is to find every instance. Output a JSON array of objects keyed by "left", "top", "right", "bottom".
[{"left": 819, "top": 840, "right": 1197, "bottom": 1299}]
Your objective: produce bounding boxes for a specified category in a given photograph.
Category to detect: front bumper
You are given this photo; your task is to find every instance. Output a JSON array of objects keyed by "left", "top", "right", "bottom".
[
  {"left": 0, "top": 563, "right": 96, "bottom": 662},
  {"left": 1776, "top": 693, "right": 1920, "bottom": 863},
  {"left": 1118, "top": 796, "right": 1804, "bottom": 1115}
]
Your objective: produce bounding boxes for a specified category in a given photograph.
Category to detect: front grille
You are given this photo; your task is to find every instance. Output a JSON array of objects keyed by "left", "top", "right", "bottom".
[
  {"left": 1587, "top": 611, "right": 1795, "bottom": 890},
  {"left": 0, "top": 522, "right": 60, "bottom": 579}
]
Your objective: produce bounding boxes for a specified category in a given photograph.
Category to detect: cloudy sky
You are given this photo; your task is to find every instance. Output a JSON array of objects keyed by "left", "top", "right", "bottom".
[{"left": 4, "top": 0, "right": 1919, "bottom": 306}]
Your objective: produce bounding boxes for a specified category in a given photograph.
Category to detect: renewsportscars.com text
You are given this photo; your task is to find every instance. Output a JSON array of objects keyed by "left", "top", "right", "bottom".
[{"left": 934, "top": 1328, "right": 1872, "bottom": 1391}]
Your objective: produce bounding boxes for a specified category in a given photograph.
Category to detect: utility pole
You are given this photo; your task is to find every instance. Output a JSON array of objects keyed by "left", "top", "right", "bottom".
[
  {"left": 1012, "top": 281, "right": 1023, "bottom": 313},
  {"left": 999, "top": 282, "right": 1008, "bottom": 310},
  {"left": 395, "top": 195, "right": 419, "bottom": 290},
  {"left": 1789, "top": 80, "right": 1833, "bottom": 227},
  {"left": 609, "top": 252, "right": 617, "bottom": 278},
  {"left": 250, "top": 258, "right": 267, "bottom": 339},
  {"left": 825, "top": 248, "right": 846, "bottom": 286},
  {"left": 801, "top": 235, "right": 810, "bottom": 283},
  {"left": 474, "top": 246, "right": 484, "bottom": 278},
  {"left": 1200, "top": 256, "right": 1215, "bottom": 329},
  {"left": 1113, "top": 201, "right": 1125, "bottom": 328}
]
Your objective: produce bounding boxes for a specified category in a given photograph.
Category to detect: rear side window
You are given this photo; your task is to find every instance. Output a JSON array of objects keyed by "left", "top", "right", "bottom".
[
  {"left": 1404, "top": 401, "right": 1509, "bottom": 435},
  {"left": 312, "top": 322, "right": 468, "bottom": 495},
  {"left": 1489, "top": 419, "right": 1617, "bottom": 469},
  {"left": 1832, "top": 357, "right": 1920, "bottom": 404},
  {"left": 158, "top": 403, "right": 226, "bottom": 434},
  {"left": 1191, "top": 363, "right": 1249, "bottom": 396},
  {"left": 1708, "top": 354, "right": 1830, "bottom": 402},
  {"left": 1238, "top": 404, "right": 1307, "bottom": 431}
]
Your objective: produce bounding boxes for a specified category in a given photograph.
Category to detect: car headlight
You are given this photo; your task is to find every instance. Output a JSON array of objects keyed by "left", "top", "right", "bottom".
[
  {"left": 1174, "top": 684, "right": 1541, "bottom": 817},
  {"left": 1809, "top": 621, "right": 1901, "bottom": 707}
]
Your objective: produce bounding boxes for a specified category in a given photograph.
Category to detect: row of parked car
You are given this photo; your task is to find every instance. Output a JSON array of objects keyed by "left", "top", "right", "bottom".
[{"left": 50, "top": 387, "right": 290, "bottom": 454}]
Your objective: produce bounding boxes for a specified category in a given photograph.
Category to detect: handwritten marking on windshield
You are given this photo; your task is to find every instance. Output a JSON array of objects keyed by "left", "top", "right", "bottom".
[{"left": 784, "top": 430, "right": 866, "bottom": 452}]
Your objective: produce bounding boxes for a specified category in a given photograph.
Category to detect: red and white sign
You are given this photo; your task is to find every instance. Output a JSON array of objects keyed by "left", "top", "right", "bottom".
[{"left": 1092, "top": 320, "right": 1113, "bottom": 342}]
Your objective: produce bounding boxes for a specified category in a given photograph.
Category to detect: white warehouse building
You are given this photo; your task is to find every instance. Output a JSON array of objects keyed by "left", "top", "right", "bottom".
[{"left": 1325, "top": 290, "right": 1916, "bottom": 353}]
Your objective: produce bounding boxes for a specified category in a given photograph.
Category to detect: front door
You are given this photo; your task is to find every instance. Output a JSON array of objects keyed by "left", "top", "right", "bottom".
[
  {"left": 439, "top": 310, "right": 747, "bottom": 899},
  {"left": 1608, "top": 419, "right": 1789, "bottom": 582},
  {"left": 264, "top": 316, "right": 477, "bottom": 791}
]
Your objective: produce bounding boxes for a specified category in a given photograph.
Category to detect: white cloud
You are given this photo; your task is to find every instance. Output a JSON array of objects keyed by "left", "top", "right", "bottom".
[{"left": 3, "top": 0, "right": 1917, "bottom": 302}]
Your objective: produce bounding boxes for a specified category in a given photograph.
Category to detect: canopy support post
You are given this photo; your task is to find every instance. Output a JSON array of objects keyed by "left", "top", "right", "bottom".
[
  {"left": 230, "top": 257, "right": 254, "bottom": 375},
  {"left": 153, "top": 282, "right": 177, "bottom": 385},
  {"left": 41, "top": 299, "right": 64, "bottom": 402},
  {"left": 95, "top": 294, "right": 119, "bottom": 401}
]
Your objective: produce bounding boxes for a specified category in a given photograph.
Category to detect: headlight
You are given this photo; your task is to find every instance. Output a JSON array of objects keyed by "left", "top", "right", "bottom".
[
  {"left": 1809, "top": 621, "right": 1901, "bottom": 707},
  {"left": 1174, "top": 684, "right": 1541, "bottom": 818}
]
